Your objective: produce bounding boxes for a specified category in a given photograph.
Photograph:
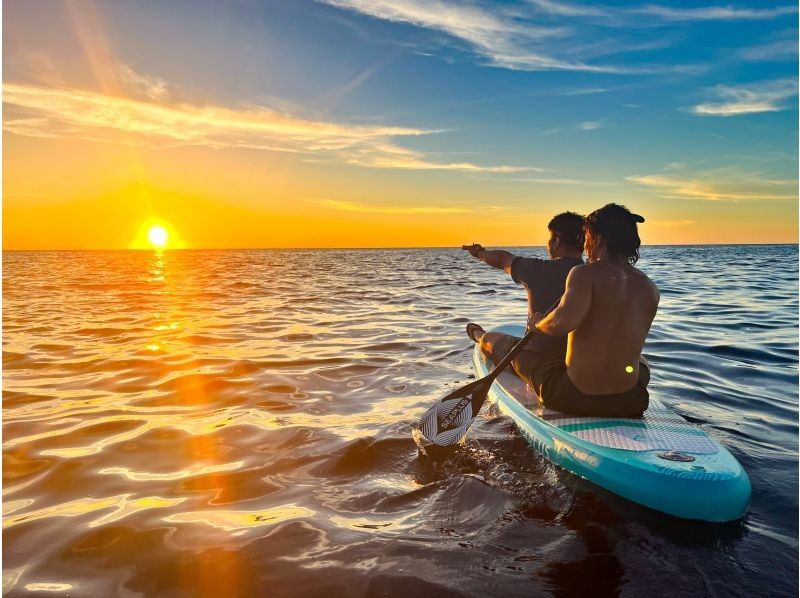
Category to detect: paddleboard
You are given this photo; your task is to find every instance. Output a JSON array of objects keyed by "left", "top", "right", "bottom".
[{"left": 474, "top": 324, "right": 751, "bottom": 522}]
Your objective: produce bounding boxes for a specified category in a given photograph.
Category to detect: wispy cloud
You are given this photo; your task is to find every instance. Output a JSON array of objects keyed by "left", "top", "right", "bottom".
[
  {"left": 345, "top": 142, "right": 533, "bottom": 171},
  {"left": 691, "top": 78, "right": 798, "bottom": 116},
  {"left": 318, "top": 0, "right": 636, "bottom": 73},
  {"left": 538, "top": 118, "right": 611, "bottom": 136},
  {"left": 440, "top": 84, "right": 612, "bottom": 111},
  {"left": 577, "top": 120, "right": 607, "bottom": 130},
  {"left": 738, "top": 37, "right": 798, "bottom": 62},
  {"left": 118, "top": 65, "right": 170, "bottom": 101},
  {"left": 507, "top": 176, "right": 617, "bottom": 186},
  {"left": 321, "top": 0, "right": 793, "bottom": 74},
  {"left": 635, "top": 4, "right": 797, "bottom": 21},
  {"left": 529, "top": 0, "right": 606, "bottom": 18},
  {"left": 558, "top": 87, "right": 610, "bottom": 96},
  {"left": 532, "top": 0, "right": 797, "bottom": 22},
  {"left": 530, "top": 0, "right": 796, "bottom": 22},
  {"left": 627, "top": 168, "right": 798, "bottom": 202},
  {"left": 3, "top": 82, "right": 532, "bottom": 173},
  {"left": 314, "top": 198, "right": 473, "bottom": 214}
]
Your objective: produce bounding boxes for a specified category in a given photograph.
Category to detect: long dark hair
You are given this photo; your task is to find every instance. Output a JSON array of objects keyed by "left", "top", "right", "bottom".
[{"left": 584, "top": 204, "right": 645, "bottom": 264}]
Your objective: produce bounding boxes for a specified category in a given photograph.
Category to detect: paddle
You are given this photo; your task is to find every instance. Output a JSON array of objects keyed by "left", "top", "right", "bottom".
[{"left": 417, "top": 300, "right": 560, "bottom": 447}]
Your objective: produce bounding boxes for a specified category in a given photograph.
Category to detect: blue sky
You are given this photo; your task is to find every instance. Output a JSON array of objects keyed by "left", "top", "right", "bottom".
[{"left": 4, "top": 0, "right": 798, "bottom": 247}]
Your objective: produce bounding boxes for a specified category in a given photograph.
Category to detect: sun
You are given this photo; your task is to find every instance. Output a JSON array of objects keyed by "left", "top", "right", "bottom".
[
  {"left": 134, "top": 220, "right": 182, "bottom": 250},
  {"left": 148, "top": 225, "right": 169, "bottom": 249}
]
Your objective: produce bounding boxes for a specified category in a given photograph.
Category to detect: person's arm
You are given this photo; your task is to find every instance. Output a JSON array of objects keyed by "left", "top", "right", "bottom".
[
  {"left": 462, "top": 244, "right": 518, "bottom": 274},
  {"left": 534, "top": 265, "right": 592, "bottom": 336}
]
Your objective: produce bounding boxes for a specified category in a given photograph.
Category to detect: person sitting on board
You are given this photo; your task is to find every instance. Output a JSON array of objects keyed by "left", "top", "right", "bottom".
[
  {"left": 462, "top": 211, "right": 585, "bottom": 362},
  {"left": 467, "top": 204, "right": 658, "bottom": 418}
]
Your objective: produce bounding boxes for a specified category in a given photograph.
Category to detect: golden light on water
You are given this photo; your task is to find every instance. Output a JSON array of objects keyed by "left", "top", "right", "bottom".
[{"left": 148, "top": 225, "right": 169, "bottom": 249}]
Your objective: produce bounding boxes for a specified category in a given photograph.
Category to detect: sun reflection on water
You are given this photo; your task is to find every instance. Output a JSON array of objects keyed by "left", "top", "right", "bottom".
[
  {"left": 24, "top": 583, "right": 74, "bottom": 592},
  {"left": 99, "top": 461, "right": 244, "bottom": 482},
  {"left": 149, "top": 250, "right": 166, "bottom": 283},
  {"left": 3, "top": 494, "right": 186, "bottom": 530},
  {"left": 164, "top": 504, "right": 315, "bottom": 534}
]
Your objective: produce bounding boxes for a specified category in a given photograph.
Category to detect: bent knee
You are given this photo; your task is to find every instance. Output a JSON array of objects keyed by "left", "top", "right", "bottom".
[{"left": 478, "top": 331, "right": 503, "bottom": 354}]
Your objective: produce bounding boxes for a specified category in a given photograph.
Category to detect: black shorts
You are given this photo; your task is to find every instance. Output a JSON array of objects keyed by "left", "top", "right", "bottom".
[{"left": 491, "top": 334, "right": 649, "bottom": 418}]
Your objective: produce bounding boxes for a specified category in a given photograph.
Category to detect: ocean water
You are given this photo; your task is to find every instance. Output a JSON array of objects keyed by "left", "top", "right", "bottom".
[{"left": 3, "top": 245, "right": 797, "bottom": 597}]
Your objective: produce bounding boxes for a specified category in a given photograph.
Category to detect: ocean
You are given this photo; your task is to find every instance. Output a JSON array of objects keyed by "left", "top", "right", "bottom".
[{"left": 3, "top": 245, "right": 798, "bottom": 596}]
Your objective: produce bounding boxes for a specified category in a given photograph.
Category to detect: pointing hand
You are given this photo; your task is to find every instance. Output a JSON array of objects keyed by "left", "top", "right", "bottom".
[{"left": 461, "top": 243, "right": 484, "bottom": 258}]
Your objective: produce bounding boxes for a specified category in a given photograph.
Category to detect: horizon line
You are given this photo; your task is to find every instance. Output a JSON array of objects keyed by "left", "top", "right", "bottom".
[{"left": 3, "top": 242, "right": 798, "bottom": 252}]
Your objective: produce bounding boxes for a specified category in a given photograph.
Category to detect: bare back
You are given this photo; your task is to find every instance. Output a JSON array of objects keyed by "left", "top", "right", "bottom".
[{"left": 566, "top": 261, "right": 659, "bottom": 394}]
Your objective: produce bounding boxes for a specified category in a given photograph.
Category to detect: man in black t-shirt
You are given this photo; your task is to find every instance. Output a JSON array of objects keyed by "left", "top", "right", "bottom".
[{"left": 463, "top": 212, "right": 584, "bottom": 360}]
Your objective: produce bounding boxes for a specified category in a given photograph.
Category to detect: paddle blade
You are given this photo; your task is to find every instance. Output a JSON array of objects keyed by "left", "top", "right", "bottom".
[{"left": 417, "top": 380, "right": 491, "bottom": 446}]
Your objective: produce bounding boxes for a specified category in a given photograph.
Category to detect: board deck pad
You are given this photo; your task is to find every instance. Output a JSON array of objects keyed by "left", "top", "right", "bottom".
[{"left": 487, "top": 355, "right": 719, "bottom": 454}]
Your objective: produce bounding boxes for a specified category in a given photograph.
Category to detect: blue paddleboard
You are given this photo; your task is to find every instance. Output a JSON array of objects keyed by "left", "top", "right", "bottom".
[{"left": 474, "top": 324, "right": 751, "bottom": 522}]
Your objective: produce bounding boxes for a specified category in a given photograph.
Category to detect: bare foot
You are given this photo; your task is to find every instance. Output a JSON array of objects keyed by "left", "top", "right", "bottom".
[{"left": 465, "top": 322, "right": 485, "bottom": 343}]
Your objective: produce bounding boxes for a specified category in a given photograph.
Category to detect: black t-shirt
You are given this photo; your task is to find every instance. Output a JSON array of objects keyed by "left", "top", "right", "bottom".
[{"left": 510, "top": 255, "right": 584, "bottom": 358}]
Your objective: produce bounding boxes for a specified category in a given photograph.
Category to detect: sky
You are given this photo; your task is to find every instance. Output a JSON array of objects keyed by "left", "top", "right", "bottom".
[{"left": 3, "top": 0, "right": 798, "bottom": 249}]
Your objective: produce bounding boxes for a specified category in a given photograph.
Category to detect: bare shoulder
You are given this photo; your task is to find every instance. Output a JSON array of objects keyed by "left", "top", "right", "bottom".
[
  {"left": 628, "top": 265, "right": 660, "bottom": 302},
  {"left": 565, "top": 262, "right": 596, "bottom": 283},
  {"left": 574, "top": 261, "right": 604, "bottom": 275},
  {"left": 631, "top": 264, "right": 656, "bottom": 283},
  {"left": 579, "top": 260, "right": 617, "bottom": 280}
]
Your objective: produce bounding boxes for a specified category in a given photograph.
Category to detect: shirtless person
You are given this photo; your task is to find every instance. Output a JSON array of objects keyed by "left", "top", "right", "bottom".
[
  {"left": 463, "top": 211, "right": 584, "bottom": 361},
  {"left": 470, "top": 204, "right": 658, "bottom": 417}
]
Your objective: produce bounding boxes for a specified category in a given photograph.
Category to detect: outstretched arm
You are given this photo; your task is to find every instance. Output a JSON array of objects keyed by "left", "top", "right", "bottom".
[
  {"left": 534, "top": 265, "right": 592, "bottom": 336},
  {"left": 462, "top": 244, "right": 517, "bottom": 274}
]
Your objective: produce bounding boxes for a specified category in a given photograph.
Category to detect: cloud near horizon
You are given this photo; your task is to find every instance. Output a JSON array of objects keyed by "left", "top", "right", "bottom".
[
  {"left": 691, "top": 78, "right": 798, "bottom": 116},
  {"left": 3, "top": 82, "right": 533, "bottom": 174},
  {"left": 627, "top": 169, "right": 798, "bottom": 202},
  {"left": 506, "top": 176, "right": 617, "bottom": 186}
]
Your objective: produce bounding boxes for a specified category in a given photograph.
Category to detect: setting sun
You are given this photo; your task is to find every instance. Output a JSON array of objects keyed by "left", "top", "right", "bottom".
[
  {"left": 130, "top": 220, "right": 184, "bottom": 250},
  {"left": 148, "top": 225, "right": 169, "bottom": 249}
]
